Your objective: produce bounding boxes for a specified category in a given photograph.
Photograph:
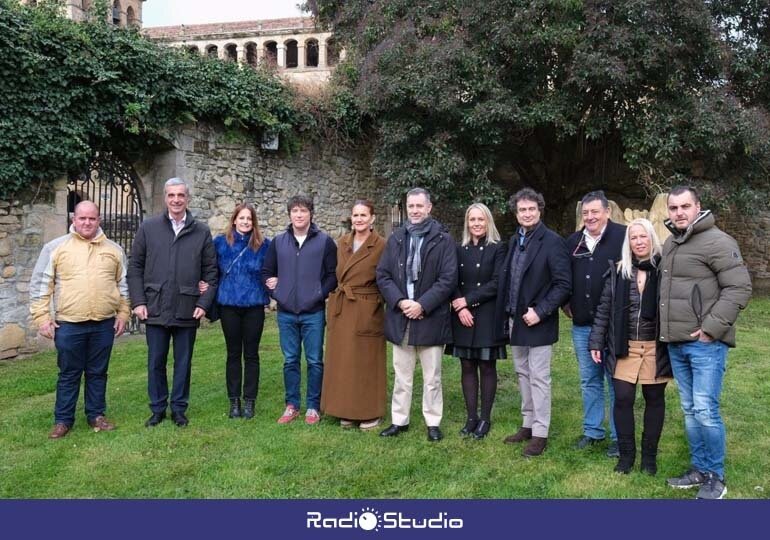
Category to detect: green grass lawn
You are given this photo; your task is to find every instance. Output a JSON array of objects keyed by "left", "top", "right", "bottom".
[{"left": 1, "top": 299, "right": 769, "bottom": 499}]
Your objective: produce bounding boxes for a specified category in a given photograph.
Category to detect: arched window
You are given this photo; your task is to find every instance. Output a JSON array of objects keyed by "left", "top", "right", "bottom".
[
  {"left": 112, "top": 0, "right": 121, "bottom": 26},
  {"left": 206, "top": 45, "right": 218, "bottom": 59},
  {"left": 187, "top": 45, "right": 200, "bottom": 56},
  {"left": 285, "top": 39, "right": 298, "bottom": 69},
  {"left": 305, "top": 39, "right": 319, "bottom": 68},
  {"left": 264, "top": 41, "right": 278, "bottom": 67},
  {"left": 225, "top": 44, "right": 238, "bottom": 62},
  {"left": 245, "top": 43, "right": 258, "bottom": 67},
  {"left": 326, "top": 38, "right": 340, "bottom": 66},
  {"left": 126, "top": 6, "right": 136, "bottom": 26}
]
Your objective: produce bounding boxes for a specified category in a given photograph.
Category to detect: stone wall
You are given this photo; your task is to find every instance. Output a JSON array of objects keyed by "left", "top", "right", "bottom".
[
  {"left": 721, "top": 209, "right": 770, "bottom": 293},
  {"left": 0, "top": 125, "right": 387, "bottom": 359},
  {"left": 3, "top": 125, "right": 769, "bottom": 358},
  {"left": 0, "top": 183, "right": 68, "bottom": 359},
  {"left": 144, "top": 125, "right": 388, "bottom": 240}
]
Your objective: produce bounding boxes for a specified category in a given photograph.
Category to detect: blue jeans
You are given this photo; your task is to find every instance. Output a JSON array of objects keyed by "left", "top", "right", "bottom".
[
  {"left": 668, "top": 340, "right": 728, "bottom": 479},
  {"left": 572, "top": 325, "right": 616, "bottom": 440},
  {"left": 277, "top": 310, "right": 325, "bottom": 410},
  {"left": 53, "top": 319, "right": 115, "bottom": 426}
]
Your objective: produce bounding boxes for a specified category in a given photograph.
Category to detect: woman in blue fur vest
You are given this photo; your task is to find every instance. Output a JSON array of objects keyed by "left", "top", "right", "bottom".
[{"left": 213, "top": 203, "right": 271, "bottom": 419}]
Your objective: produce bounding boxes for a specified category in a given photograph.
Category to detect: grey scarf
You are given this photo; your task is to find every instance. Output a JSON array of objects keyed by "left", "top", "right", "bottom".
[{"left": 405, "top": 218, "right": 433, "bottom": 284}]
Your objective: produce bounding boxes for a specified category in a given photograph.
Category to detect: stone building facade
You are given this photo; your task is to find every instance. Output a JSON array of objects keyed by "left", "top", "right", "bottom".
[
  {"left": 143, "top": 18, "right": 341, "bottom": 89},
  {"left": 19, "top": 0, "right": 145, "bottom": 27}
]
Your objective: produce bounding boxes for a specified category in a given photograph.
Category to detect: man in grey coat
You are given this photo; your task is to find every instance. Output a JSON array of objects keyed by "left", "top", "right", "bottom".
[
  {"left": 661, "top": 186, "right": 751, "bottom": 500},
  {"left": 128, "top": 178, "right": 218, "bottom": 428}
]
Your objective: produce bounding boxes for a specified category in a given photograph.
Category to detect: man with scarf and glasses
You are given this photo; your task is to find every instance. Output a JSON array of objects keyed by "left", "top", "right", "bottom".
[
  {"left": 376, "top": 188, "right": 458, "bottom": 442},
  {"left": 564, "top": 190, "right": 626, "bottom": 457}
]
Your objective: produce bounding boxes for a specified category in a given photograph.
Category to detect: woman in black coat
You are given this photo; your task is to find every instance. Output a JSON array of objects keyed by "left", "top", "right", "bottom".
[
  {"left": 589, "top": 218, "right": 672, "bottom": 475},
  {"left": 446, "top": 203, "right": 507, "bottom": 439}
]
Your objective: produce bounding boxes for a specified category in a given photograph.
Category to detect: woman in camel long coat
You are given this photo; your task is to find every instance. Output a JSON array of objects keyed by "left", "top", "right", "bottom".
[{"left": 321, "top": 200, "right": 387, "bottom": 429}]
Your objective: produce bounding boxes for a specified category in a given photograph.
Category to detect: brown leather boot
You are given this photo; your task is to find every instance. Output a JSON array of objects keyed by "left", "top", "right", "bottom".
[
  {"left": 48, "top": 423, "right": 70, "bottom": 439},
  {"left": 522, "top": 436, "right": 547, "bottom": 457},
  {"left": 503, "top": 427, "right": 532, "bottom": 444},
  {"left": 88, "top": 415, "right": 116, "bottom": 432}
]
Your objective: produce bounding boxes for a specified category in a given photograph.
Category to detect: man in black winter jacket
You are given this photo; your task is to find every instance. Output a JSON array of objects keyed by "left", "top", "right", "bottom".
[
  {"left": 564, "top": 190, "right": 626, "bottom": 457},
  {"left": 128, "top": 178, "right": 218, "bottom": 428},
  {"left": 376, "top": 188, "right": 457, "bottom": 442}
]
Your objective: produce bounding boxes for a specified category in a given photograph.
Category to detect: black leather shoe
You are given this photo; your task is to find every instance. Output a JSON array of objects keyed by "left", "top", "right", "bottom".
[
  {"left": 145, "top": 411, "right": 166, "bottom": 427},
  {"left": 171, "top": 411, "right": 189, "bottom": 427},
  {"left": 379, "top": 424, "right": 409, "bottom": 437},
  {"left": 427, "top": 426, "right": 443, "bottom": 442},
  {"left": 472, "top": 420, "right": 491, "bottom": 440},
  {"left": 459, "top": 418, "right": 478, "bottom": 436}
]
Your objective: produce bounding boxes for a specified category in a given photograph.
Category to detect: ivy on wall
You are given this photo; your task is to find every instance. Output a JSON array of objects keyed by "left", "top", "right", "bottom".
[{"left": 0, "top": 0, "right": 302, "bottom": 198}]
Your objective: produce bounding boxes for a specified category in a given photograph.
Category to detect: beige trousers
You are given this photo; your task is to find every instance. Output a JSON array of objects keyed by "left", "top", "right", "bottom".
[
  {"left": 390, "top": 327, "right": 443, "bottom": 427},
  {"left": 512, "top": 344, "right": 553, "bottom": 438}
]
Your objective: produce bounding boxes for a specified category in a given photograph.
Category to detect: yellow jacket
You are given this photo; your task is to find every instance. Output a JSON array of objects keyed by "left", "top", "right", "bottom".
[{"left": 29, "top": 226, "right": 131, "bottom": 326}]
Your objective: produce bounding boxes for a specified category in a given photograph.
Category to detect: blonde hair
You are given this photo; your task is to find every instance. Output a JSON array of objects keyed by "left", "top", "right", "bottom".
[
  {"left": 619, "top": 218, "right": 662, "bottom": 279},
  {"left": 461, "top": 203, "right": 501, "bottom": 246}
]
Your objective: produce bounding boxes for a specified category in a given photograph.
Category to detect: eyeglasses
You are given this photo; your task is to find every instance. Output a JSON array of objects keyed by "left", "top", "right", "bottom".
[{"left": 572, "top": 237, "right": 594, "bottom": 259}]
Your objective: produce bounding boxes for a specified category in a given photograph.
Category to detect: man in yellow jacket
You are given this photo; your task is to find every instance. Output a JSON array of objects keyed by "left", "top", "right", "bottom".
[{"left": 30, "top": 201, "right": 131, "bottom": 439}]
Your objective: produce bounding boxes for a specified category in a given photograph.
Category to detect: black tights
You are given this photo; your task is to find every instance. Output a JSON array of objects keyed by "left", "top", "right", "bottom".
[
  {"left": 612, "top": 379, "right": 667, "bottom": 442},
  {"left": 460, "top": 359, "right": 497, "bottom": 422}
]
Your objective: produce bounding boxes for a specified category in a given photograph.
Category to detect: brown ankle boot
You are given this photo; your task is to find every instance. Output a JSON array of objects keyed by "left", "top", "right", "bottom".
[{"left": 522, "top": 436, "right": 547, "bottom": 457}]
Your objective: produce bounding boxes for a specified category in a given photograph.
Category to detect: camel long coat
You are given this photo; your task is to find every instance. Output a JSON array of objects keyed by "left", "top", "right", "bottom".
[{"left": 321, "top": 231, "right": 387, "bottom": 420}]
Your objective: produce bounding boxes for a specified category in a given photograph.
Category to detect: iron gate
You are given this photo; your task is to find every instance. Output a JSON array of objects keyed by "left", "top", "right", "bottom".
[{"left": 67, "top": 152, "right": 144, "bottom": 332}]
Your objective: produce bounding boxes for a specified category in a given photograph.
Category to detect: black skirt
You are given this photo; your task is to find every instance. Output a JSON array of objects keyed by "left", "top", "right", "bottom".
[{"left": 445, "top": 345, "right": 507, "bottom": 361}]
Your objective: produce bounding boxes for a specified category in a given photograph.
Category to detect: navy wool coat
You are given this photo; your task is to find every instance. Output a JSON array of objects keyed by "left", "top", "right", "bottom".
[{"left": 494, "top": 223, "right": 572, "bottom": 347}]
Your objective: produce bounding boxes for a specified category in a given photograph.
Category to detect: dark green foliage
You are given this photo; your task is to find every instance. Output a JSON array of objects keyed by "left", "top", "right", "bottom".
[
  {"left": 0, "top": 0, "right": 299, "bottom": 198},
  {"left": 312, "top": 0, "right": 770, "bottom": 212}
]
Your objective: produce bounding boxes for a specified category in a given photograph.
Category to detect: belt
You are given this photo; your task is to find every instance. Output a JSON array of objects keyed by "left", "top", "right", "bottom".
[{"left": 331, "top": 285, "right": 380, "bottom": 316}]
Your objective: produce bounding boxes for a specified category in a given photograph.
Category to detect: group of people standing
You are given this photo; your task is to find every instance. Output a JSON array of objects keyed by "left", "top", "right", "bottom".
[{"left": 31, "top": 179, "right": 751, "bottom": 500}]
